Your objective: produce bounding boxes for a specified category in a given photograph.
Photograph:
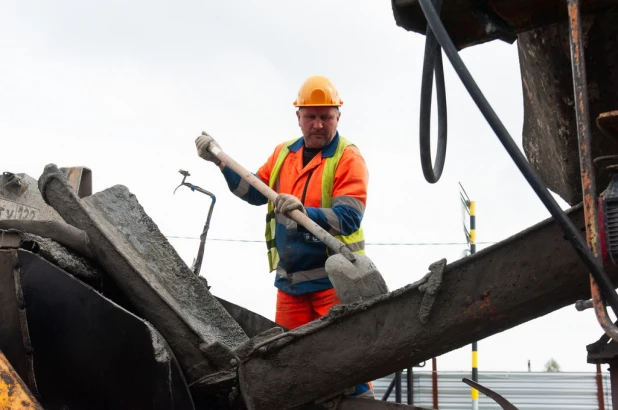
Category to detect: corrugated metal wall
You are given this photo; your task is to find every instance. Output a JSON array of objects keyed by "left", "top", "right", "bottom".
[{"left": 373, "top": 371, "right": 612, "bottom": 409}]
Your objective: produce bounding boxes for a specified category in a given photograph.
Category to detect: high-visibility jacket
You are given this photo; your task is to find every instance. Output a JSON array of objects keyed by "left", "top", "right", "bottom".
[{"left": 221, "top": 132, "right": 368, "bottom": 295}]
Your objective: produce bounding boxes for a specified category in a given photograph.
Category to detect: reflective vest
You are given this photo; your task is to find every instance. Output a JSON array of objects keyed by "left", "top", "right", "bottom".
[{"left": 265, "top": 136, "right": 365, "bottom": 273}]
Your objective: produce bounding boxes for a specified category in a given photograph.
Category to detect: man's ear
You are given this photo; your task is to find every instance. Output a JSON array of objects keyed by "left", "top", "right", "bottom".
[{"left": 296, "top": 109, "right": 301, "bottom": 124}]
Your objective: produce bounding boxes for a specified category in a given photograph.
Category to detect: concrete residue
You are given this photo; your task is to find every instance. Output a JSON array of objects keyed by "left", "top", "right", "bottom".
[
  {"left": 1, "top": 229, "right": 100, "bottom": 284},
  {"left": 146, "top": 322, "right": 172, "bottom": 365},
  {"left": 418, "top": 258, "right": 446, "bottom": 323},
  {"left": 325, "top": 253, "right": 389, "bottom": 304}
]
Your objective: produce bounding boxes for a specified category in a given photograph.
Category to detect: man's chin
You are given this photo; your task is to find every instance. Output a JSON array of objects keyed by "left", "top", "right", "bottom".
[{"left": 306, "top": 135, "right": 328, "bottom": 148}]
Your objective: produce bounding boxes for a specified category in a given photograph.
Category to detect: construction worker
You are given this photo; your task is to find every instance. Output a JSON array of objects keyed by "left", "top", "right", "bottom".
[{"left": 196, "top": 75, "right": 373, "bottom": 398}]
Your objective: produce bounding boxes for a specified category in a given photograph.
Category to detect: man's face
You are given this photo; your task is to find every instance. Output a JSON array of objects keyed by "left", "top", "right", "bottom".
[{"left": 296, "top": 106, "right": 341, "bottom": 149}]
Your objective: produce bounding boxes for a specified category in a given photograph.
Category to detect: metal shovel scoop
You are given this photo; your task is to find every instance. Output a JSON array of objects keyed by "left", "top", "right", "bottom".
[{"left": 208, "top": 142, "right": 388, "bottom": 304}]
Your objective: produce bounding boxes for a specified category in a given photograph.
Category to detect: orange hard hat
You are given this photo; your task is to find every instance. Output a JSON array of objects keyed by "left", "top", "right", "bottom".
[{"left": 293, "top": 75, "right": 343, "bottom": 107}]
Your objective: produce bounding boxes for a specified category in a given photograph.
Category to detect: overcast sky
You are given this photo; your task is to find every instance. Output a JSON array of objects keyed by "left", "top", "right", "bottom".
[{"left": 1, "top": 0, "right": 607, "bottom": 374}]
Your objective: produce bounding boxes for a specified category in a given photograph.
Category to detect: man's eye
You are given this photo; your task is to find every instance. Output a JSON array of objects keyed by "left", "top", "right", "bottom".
[{"left": 321, "top": 116, "right": 331, "bottom": 121}]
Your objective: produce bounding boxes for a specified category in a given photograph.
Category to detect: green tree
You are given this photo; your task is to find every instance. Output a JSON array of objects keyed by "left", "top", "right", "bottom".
[{"left": 544, "top": 358, "right": 562, "bottom": 372}]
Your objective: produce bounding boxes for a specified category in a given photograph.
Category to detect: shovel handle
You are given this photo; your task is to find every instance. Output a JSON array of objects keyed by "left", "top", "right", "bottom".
[{"left": 210, "top": 145, "right": 355, "bottom": 261}]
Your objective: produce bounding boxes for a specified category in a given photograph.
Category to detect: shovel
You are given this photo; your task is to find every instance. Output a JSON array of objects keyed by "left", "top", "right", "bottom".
[{"left": 208, "top": 143, "right": 389, "bottom": 304}]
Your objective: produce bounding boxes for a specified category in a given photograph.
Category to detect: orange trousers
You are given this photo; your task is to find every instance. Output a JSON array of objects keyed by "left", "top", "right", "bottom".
[
  {"left": 275, "top": 288, "right": 374, "bottom": 397},
  {"left": 275, "top": 288, "right": 340, "bottom": 330}
]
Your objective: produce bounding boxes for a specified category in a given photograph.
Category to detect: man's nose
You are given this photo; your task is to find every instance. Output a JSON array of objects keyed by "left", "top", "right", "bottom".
[{"left": 313, "top": 119, "right": 323, "bottom": 130}]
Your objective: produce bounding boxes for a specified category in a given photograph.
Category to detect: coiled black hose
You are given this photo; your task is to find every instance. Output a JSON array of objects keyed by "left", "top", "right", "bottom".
[
  {"left": 419, "top": 0, "right": 447, "bottom": 184},
  {"left": 417, "top": 0, "right": 618, "bottom": 315}
]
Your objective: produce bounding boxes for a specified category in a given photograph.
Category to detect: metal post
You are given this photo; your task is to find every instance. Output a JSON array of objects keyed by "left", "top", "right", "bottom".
[
  {"left": 564, "top": 0, "right": 618, "bottom": 342},
  {"left": 407, "top": 367, "right": 413, "bottom": 405},
  {"left": 381, "top": 376, "right": 396, "bottom": 401},
  {"left": 432, "top": 357, "right": 439, "bottom": 409},
  {"left": 470, "top": 201, "right": 476, "bottom": 254},
  {"left": 470, "top": 201, "right": 478, "bottom": 410},
  {"left": 395, "top": 370, "right": 402, "bottom": 403},
  {"left": 596, "top": 363, "right": 606, "bottom": 410},
  {"left": 461, "top": 186, "right": 479, "bottom": 410},
  {"left": 609, "top": 361, "right": 618, "bottom": 410},
  {"left": 472, "top": 342, "right": 479, "bottom": 410}
]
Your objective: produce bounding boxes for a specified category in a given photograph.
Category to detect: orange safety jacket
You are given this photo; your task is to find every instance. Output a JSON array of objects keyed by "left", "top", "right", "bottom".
[{"left": 221, "top": 132, "right": 368, "bottom": 295}]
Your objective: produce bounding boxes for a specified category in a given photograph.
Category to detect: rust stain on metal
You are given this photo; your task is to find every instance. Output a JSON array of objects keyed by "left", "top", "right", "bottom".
[
  {"left": 568, "top": 3, "right": 581, "bottom": 65},
  {"left": 459, "top": 294, "right": 509, "bottom": 321}
]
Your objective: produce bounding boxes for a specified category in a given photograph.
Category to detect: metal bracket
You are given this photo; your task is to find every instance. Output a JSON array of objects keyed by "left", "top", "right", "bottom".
[{"left": 462, "top": 378, "right": 518, "bottom": 409}]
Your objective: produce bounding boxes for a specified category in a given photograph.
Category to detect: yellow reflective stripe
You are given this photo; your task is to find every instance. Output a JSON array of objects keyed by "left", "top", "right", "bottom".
[
  {"left": 322, "top": 137, "right": 365, "bottom": 256},
  {"left": 332, "top": 228, "right": 365, "bottom": 254},
  {"left": 268, "top": 139, "right": 298, "bottom": 189},
  {"left": 336, "top": 227, "right": 364, "bottom": 245},
  {"left": 265, "top": 139, "right": 297, "bottom": 272},
  {"left": 320, "top": 136, "right": 353, "bottom": 208}
]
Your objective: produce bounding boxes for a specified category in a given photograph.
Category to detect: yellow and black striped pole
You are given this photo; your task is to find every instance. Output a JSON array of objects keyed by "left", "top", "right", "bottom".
[
  {"left": 460, "top": 184, "right": 478, "bottom": 409},
  {"left": 470, "top": 200, "right": 478, "bottom": 410}
]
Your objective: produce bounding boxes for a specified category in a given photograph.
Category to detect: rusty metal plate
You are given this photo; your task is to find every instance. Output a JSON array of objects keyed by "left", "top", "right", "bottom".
[{"left": 392, "top": 0, "right": 618, "bottom": 49}]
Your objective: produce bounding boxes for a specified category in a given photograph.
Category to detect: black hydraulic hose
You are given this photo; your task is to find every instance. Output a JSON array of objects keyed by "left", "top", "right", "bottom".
[
  {"left": 416, "top": 0, "right": 618, "bottom": 315},
  {"left": 419, "top": 0, "right": 448, "bottom": 183}
]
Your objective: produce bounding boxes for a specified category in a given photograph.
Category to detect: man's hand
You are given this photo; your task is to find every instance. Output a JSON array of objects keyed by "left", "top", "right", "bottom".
[
  {"left": 195, "top": 131, "right": 222, "bottom": 166},
  {"left": 274, "top": 194, "right": 307, "bottom": 217}
]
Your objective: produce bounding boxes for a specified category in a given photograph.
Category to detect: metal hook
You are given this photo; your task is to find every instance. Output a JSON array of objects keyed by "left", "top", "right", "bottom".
[
  {"left": 172, "top": 170, "right": 216, "bottom": 284},
  {"left": 462, "top": 378, "right": 518, "bottom": 410}
]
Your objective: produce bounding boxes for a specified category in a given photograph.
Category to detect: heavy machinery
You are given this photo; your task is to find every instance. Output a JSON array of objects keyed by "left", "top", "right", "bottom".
[{"left": 2, "top": 0, "right": 618, "bottom": 408}]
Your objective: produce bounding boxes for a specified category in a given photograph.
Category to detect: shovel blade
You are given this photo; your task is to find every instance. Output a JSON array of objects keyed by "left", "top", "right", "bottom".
[{"left": 325, "top": 253, "right": 389, "bottom": 304}]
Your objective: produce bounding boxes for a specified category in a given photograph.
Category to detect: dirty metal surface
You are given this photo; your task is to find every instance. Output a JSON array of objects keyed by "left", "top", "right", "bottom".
[
  {"left": 17, "top": 249, "right": 195, "bottom": 409},
  {"left": 0, "top": 349, "right": 42, "bottom": 410},
  {"left": 518, "top": 8, "right": 618, "bottom": 205},
  {"left": 38, "top": 164, "right": 248, "bottom": 386},
  {"left": 238, "top": 204, "right": 618, "bottom": 410},
  {"left": 0, "top": 231, "right": 21, "bottom": 249},
  {"left": 0, "top": 173, "right": 62, "bottom": 222},
  {"left": 392, "top": 0, "right": 618, "bottom": 50},
  {"left": 587, "top": 339, "right": 618, "bottom": 363},
  {"left": 60, "top": 166, "right": 92, "bottom": 198},
  {"left": 0, "top": 250, "right": 30, "bottom": 390},
  {"left": 598, "top": 111, "right": 618, "bottom": 141},
  {"left": 0, "top": 228, "right": 100, "bottom": 287},
  {"left": 216, "top": 296, "right": 282, "bottom": 338},
  {"left": 462, "top": 378, "right": 518, "bottom": 410},
  {"left": 0, "top": 220, "right": 92, "bottom": 258}
]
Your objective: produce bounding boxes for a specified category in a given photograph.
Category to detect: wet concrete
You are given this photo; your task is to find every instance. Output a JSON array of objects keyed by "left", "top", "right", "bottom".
[
  {"left": 0, "top": 220, "right": 92, "bottom": 258},
  {"left": 16, "top": 231, "right": 100, "bottom": 285},
  {"left": 38, "top": 164, "right": 248, "bottom": 384},
  {"left": 326, "top": 253, "right": 389, "bottom": 304}
]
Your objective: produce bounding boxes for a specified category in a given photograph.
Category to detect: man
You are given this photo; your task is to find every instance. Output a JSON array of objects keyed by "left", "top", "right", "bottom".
[{"left": 196, "top": 75, "right": 373, "bottom": 398}]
